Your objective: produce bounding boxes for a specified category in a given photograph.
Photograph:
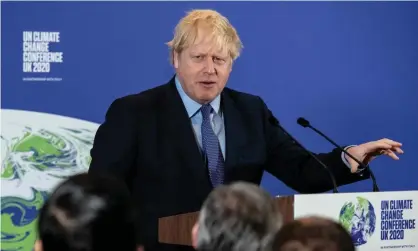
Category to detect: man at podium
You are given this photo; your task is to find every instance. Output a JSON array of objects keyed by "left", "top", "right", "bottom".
[{"left": 88, "top": 9, "right": 403, "bottom": 251}]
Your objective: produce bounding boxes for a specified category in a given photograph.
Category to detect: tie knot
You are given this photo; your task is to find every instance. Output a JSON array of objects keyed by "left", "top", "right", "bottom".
[{"left": 201, "top": 104, "right": 213, "bottom": 119}]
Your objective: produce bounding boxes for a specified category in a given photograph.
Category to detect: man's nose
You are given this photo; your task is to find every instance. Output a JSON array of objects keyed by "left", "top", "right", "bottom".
[{"left": 203, "top": 58, "right": 216, "bottom": 74}]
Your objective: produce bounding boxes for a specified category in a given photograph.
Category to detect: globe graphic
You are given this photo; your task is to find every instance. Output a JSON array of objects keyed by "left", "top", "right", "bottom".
[
  {"left": 339, "top": 196, "right": 376, "bottom": 246},
  {"left": 1, "top": 109, "right": 99, "bottom": 251}
]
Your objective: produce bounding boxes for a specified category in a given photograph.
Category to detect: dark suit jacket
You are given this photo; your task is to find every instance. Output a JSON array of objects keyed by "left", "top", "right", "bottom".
[{"left": 88, "top": 76, "right": 369, "bottom": 251}]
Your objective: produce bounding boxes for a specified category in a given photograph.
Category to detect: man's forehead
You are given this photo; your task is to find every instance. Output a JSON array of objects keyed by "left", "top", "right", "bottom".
[{"left": 189, "top": 39, "right": 229, "bottom": 56}]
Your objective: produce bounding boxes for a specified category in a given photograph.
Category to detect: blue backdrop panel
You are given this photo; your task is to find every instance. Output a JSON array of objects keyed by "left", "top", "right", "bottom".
[{"left": 1, "top": 2, "right": 417, "bottom": 251}]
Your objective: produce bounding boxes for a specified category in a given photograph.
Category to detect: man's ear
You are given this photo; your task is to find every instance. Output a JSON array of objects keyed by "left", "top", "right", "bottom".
[
  {"left": 34, "top": 240, "right": 43, "bottom": 251},
  {"left": 173, "top": 51, "right": 179, "bottom": 69},
  {"left": 191, "top": 222, "right": 199, "bottom": 249}
]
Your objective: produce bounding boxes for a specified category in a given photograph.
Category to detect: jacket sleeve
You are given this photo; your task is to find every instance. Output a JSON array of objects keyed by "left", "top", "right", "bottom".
[
  {"left": 260, "top": 98, "right": 370, "bottom": 193},
  {"left": 88, "top": 98, "right": 139, "bottom": 188}
]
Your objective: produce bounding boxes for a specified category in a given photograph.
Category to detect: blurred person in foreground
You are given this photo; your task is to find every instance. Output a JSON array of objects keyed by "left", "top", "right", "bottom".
[
  {"left": 34, "top": 173, "right": 143, "bottom": 251},
  {"left": 89, "top": 8, "right": 403, "bottom": 251},
  {"left": 191, "top": 182, "right": 282, "bottom": 251},
  {"left": 272, "top": 216, "right": 355, "bottom": 251}
]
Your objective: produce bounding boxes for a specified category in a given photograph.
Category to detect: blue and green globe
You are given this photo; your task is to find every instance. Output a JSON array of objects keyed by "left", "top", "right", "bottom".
[
  {"left": 1, "top": 109, "right": 99, "bottom": 251},
  {"left": 339, "top": 196, "right": 376, "bottom": 246}
]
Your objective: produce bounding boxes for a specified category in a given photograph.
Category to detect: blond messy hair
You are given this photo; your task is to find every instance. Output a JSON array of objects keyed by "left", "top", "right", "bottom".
[{"left": 166, "top": 9, "right": 243, "bottom": 64}]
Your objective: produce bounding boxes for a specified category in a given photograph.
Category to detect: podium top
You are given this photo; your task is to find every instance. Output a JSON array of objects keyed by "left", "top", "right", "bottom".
[{"left": 158, "top": 191, "right": 418, "bottom": 248}]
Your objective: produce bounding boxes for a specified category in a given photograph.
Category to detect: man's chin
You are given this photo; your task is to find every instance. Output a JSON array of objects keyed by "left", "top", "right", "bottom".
[{"left": 196, "top": 94, "right": 217, "bottom": 104}]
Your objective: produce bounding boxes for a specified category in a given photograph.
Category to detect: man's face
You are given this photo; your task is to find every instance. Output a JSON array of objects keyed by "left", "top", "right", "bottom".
[{"left": 173, "top": 28, "right": 233, "bottom": 104}]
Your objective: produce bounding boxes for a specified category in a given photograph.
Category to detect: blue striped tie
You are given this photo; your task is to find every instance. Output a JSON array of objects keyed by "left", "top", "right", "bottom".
[{"left": 201, "top": 104, "right": 224, "bottom": 187}]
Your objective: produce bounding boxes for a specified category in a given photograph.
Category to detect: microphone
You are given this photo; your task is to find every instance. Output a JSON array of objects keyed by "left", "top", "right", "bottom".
[
  {"left": 297, "top": 117, "right": 380, "bottom": 192},
  {"left": 269, "top": 117, "right": 339, "bottom": 193}
]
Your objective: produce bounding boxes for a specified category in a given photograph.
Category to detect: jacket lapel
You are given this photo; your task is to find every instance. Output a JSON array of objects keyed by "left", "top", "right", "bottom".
[
  {"left": 221, "top": 90, "right": 249, "bottom": 182},
  {"left": 159, "top": 78, "right": 210, "bottom": 185}
]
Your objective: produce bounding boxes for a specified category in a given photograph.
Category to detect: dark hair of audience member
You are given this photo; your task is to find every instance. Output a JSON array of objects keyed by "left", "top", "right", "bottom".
[
  {"left": 272, "top": 216, "right": 355, "bottom": 251},
  {"left": 37, "top": 172, "right": 137, "bottom": 251}
]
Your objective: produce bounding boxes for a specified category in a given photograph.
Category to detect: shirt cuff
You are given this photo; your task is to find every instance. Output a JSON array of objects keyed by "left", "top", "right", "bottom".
[{"left": 341, "top": 145, "right": 365, "bottom": 173}]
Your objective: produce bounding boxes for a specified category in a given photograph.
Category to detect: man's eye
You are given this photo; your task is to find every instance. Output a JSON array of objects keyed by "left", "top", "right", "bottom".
[{"left": 214, "top": 57, "right": 225, "bottom": 63}]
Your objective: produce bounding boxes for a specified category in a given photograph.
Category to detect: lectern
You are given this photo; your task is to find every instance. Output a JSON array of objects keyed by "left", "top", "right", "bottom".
[
  {"left": 159, "top": 191, "right": 418, "bottom": 251},
  {"left": 159, "top": 196, "right": 294, "bottom": 246}
]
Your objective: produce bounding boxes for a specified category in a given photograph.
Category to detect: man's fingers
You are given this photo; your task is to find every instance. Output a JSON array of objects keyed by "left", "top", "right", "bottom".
[
  {"left": 380, "top": 138, "right": 402, "bottom": 147},
  {"left": 368, "top": 141, "right": 393, "bottom": 151},
  {"left": 392, "top": 146, "right": 404, "bottom": 154},
  {"left": 366, "top": 141, "right": 404, "bottom": 156},
  {"left": 350, "top": 164, "right": 359, "bottom": 173},
  {"left": 383, "top": 149, "right": 399, "bottom": 160}
]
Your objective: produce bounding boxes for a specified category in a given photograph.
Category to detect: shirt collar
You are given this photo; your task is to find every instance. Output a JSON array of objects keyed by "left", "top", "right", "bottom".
[{"left": 175, "top": 76, "right": 221, "bottom": 118}]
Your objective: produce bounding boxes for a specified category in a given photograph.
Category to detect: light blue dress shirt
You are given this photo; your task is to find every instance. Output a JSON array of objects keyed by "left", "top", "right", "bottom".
[
  {"left": 175, "top": 77, "right": 226, "bottom": 159},
  {"left": 174, "top": 77, "right": 356, "bottom": 171}
]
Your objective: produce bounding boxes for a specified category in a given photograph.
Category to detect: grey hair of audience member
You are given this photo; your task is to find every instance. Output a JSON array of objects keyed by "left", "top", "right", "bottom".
[{"left": 192, "top": 182, "right": 283, "bottom": 251}]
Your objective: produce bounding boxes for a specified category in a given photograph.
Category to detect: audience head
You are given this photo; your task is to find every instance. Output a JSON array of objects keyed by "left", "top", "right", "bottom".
[
  {"left": 192, "top": 181, "right": 282, "bottom": 251},
  {"left": 35, "top": 172, "right": 141, "bottom": 251},
  {"left": 166, "top": 9, "right": 243, "bottom": 104},
  {"left": 272, "top": 216, "right": 355, "bottom": 251}
]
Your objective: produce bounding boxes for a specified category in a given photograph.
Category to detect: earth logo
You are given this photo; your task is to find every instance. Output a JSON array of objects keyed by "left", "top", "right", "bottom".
[
  {"left": 339, "top": 196, "right": 377, "bottom": 246},
  {"left": 1, "top": 109, "right": 99, "bottom": 251}
]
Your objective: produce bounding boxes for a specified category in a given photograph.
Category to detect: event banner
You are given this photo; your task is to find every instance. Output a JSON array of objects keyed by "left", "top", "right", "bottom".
[{"left": 294, "top": 191, "right": 418, "bottom": 251}]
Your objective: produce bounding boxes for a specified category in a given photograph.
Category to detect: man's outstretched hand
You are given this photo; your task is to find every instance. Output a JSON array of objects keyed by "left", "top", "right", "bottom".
[{"left": 345, "top": 138, "right": 403, "bottom": 173}]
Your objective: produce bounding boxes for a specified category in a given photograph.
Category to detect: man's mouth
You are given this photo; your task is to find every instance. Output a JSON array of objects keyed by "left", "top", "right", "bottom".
[{"left": 199, "top": 81, "right": 216, "bottom": 85}]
